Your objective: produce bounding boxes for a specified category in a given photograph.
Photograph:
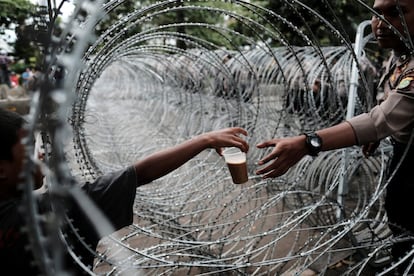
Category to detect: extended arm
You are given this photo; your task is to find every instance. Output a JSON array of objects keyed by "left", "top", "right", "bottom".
[
  {"left": 255, "top": 122, "right": 356, "bottom": 178},
  {"left": 134, "top": 127, "right": 249, "bottom": 185}
]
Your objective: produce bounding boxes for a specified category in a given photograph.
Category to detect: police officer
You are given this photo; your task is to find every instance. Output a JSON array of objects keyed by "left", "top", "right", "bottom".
[{"left": 255, "top": 0, "right": 414, "bottom": 272}]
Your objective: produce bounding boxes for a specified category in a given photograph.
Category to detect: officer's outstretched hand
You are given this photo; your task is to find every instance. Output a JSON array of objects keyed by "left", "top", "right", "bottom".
[{"left": 255, "top": 135, "right": 308, "bottom": 178}]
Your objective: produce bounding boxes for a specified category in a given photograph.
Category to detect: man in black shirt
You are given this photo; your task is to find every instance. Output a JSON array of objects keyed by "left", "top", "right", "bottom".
[{"left": 0, "top": 108, "right": 249, "bottom": 275}]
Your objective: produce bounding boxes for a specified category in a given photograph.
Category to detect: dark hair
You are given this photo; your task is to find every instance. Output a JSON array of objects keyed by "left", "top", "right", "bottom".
[{"left": 0, "top": 108, "right": 24, "bottom": 160}]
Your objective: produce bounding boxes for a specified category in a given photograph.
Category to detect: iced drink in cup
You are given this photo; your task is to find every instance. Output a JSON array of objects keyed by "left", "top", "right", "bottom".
[{"left": 222, "top": 147, "right": 248, "bottom": 184}]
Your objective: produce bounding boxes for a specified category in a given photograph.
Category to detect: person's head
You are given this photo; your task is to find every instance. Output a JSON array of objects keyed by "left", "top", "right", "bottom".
[
  {"left": 0, "top": 109, "right": 43, "bottom": 199},
  {"left": 371, "top": 0, "right": 414, "bottom": 53},
  {"left": 0, "top": 108, "right": 26, "bottom": 198},
  {"left": 0, "top": 108, "right": 24, "bottom": 161}
]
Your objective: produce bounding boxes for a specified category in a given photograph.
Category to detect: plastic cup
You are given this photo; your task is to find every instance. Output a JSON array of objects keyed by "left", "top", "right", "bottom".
[{"left": 222, "top": 147, "right": 248, "bottom": 184}]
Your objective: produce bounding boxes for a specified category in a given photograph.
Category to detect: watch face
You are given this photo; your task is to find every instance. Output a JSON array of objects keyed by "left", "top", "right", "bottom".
[
  {"left": 310, "top": 137, "right": 321, "bottom": 147},
  {"left": 304, "top": 133, "right": 322, "bottom": 156}
]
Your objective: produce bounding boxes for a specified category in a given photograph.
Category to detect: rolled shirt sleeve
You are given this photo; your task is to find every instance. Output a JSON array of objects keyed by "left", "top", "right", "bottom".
[{"left": 348, "top": 90, "right": 414, "bottom": 145}]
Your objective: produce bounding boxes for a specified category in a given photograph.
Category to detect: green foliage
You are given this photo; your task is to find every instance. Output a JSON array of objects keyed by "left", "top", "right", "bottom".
[
  {"left": 99, "top": 0, "right": 236, "bottom": 50},
  {"left": 1, "top": 0, "right": 379, "bottom": 64},
  {"left": 263, "top": 0, "right": 374, "bottom": 46},
  {"left": 0, "top": 0, "right": 34, "bottom": 26},
  {"left": 10, "top": 60, "right": 27, "bottom": 74},
  {"left": 0, "top": 0, "right": 37, "bottom": 63},
  {"left": 96, "top": 1, "right": 139, "bottom": 34},
  {"left": 141, "top": 1, "right": 231, "bottom": 50}
]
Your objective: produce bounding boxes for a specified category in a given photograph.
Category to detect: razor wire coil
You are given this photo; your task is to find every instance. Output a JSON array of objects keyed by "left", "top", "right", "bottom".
[{"left": 20, "top": 0, "right": 414, "bottom": 275}]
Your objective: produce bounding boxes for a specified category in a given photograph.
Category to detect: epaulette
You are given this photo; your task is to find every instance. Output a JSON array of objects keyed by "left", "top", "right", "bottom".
[{"left": 396, "top": 76, "right": 414, "bottom": 90}]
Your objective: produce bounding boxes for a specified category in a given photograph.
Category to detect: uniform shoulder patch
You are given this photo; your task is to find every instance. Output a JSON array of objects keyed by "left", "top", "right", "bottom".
[{"left": 397, "top": 77, "right": 414, "bottom": 90}]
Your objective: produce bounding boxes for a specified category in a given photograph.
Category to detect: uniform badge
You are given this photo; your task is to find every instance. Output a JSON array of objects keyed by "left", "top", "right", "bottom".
[{"left": 396, "top": 77, "right": 414, "bottom": 90}]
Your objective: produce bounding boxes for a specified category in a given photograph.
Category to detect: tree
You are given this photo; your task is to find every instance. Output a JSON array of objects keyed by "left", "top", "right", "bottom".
[
  {"left": 90, "top": 0, "right": 376, "bottom": 51},
  {"left": 0, "top": 0, "right": 33, "bottom": 27},
  {"left": 0, "top": 0, "right": 37, "bottom": 66},
  {"left": 263, "top": 0, "right": 374, "bottom": 46},
  {"left": 97, "top": 0, "right": 238, "bottom": 50}
]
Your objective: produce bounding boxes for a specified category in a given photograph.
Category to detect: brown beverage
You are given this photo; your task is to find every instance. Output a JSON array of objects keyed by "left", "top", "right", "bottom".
[{"left": 226, "top": 161, "right": 248, "bottom": 184}]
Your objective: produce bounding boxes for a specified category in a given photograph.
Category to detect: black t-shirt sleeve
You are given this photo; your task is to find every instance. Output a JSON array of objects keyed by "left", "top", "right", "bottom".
[
  {"left": 81, "top": 166, "right": 138, "bottom": 230},
  {"left": 65, "top": 166, "right": 138, "bottom": 270}
]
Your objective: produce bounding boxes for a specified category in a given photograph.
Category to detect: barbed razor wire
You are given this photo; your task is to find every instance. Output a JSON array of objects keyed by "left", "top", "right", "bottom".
[{"left": 19, "top": 0, "right": 414, "bottom": 275}]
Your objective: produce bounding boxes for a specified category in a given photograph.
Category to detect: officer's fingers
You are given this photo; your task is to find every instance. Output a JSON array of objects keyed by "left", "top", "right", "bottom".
[
  {"left": 256, "top": 140, "right": 277, "bottom": 149},
  {"left": 255, "top": 162, "right": 275, "bottom": 175},
  {"left": 257, "top": 149, "right": 280, "bottom": 165},
  {"left": 261, "top": 165, "right": 289, "bottom": 179}
]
